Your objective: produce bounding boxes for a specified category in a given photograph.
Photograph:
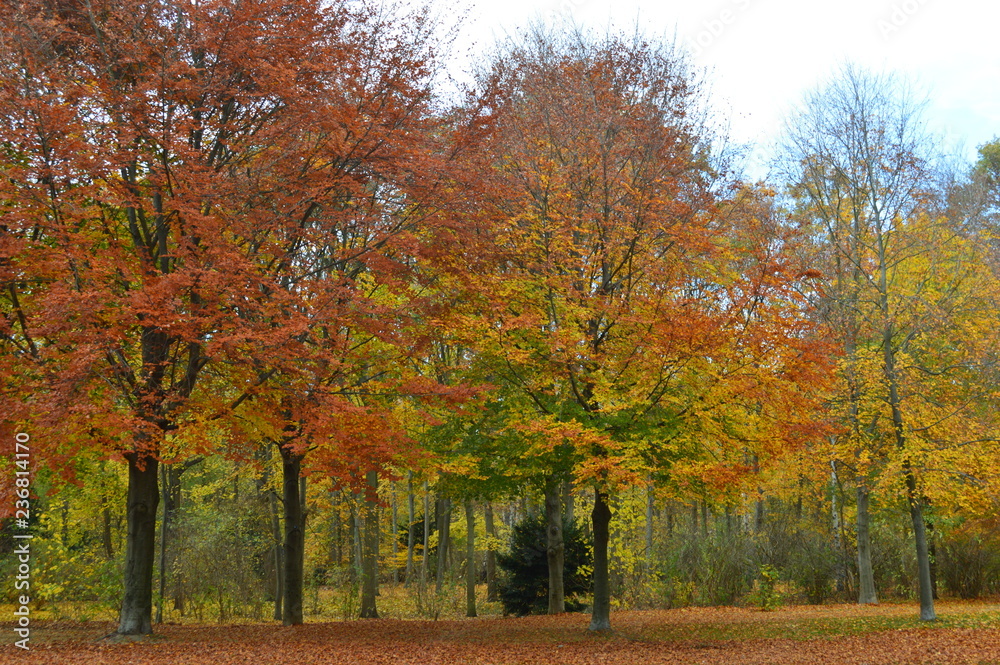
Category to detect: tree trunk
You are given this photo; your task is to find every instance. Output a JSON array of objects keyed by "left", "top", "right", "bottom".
[
  {"left": 118, "top": 453, "right": 159, "bottom": 635},
  {"left": 465, "top": 499, "right": 477, "bottom": 617},
  {"left": 331, "top": 490, "right": 342, "bottom": 566},
  {"left": 405, "top": 473, "right": 416, "bottom": 585},
  {"left": 435, "top": 497, "right": 445, "bottom": 594},
  {"left": 281, "top": 448, "right": 305, "bottom": 626},
  {"left": 906, "top": 466, "right": 936, "bottom": 620},
  {"left": 830, "top": 463, "right": 846, "bottom": 593},
  {"left": 421, "top": 483, "right": 430, "bottom": 592},
  {"left": 443, "top": 499, "right": 452, "bottom": 575},
  {"left": 156, "top": 464, "right": 168, "bottom": 624},
  {"left": 360, "top": 470, "right": 380, "bottom": 618},
  {"left": 645, "top": 482, "right": 654, "bottom": 575},
  {"left": 927, "top": 517, "right": 938, "bottom": 600},
  {"left": 588, "top": 490, "right": 612, "bottom": 632},
  {"left": 391, "top": 484, "right": 399, "bottom": 585},
  {"left": 562, "top": 481, "right": 574, "bottom": 525},
  {"left": 544, "top": 479, "right": 565, "bottom": 614},
  {"left": 484, "top": 501, "right": 497, "bottom": 602},
  {"left": 435, "top": 497, "right": 451, "bottom": 594},
  {"left": 856, "top": 483, "right": 878, "bottom": 604},
  {"left": 268, "top": 488, "right": 284, "bottom": 621}
]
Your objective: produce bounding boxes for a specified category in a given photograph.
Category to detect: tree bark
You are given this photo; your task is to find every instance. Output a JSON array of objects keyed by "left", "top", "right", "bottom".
[
  {"left": 562, "top": 481, "right": 574, "bottom": 525},
  {"left": 268, "top": 488, "right": 284, "bottom": 621},
  {"left": 391, "top": 484, "right": 399, "bottom": 585},
  {"left": 118, "top": 454, "right": 159, "bottom": 635},
  {"left": 360, "top": 470, "right": 380, "bottom": 618},
  {"left": 906, "top": 465, "right": 936, "bottom": 620},
  {"left": 645, "top": 482, "right": 654, "bottom": 575},
  {"left": 927, "top": 517, "right": 939, "bottom": 600},
  {"left": 484, "top": 501, "right": 497, "bottom": 602},
  {"left": 281, "top": 448, "right": 305, "bottom": 625},
  {"left": 588, "top": 490, "right": 612, "bottom": 632},
  {"left": 856, "top": 483, "right": 878, "bottom": 604},
  {"left": 421, "top": 483, "right": 430, "bottom": 596},
  {"left": 465, "top": 499, "right": 477, "bottom": 617},
  {"left": 544, "top": 479, "right": 565, "bottom": 614},
  {"left": 156, "top": 464, "right": 168, "bottom": 625},
  {"left": 405, "top": 473, "right": 416, "bottom": 585}
]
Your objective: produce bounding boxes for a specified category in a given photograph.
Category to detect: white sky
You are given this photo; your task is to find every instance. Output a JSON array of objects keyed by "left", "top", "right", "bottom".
[{"left": 447, "top": 0, "right": 1000, "bottom": 180}]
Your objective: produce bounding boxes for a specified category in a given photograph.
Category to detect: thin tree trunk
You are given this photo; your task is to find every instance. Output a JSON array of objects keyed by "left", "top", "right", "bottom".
[
  {"left": 281, "top": 448, "right": 304, "bottom": 626},
  {"left": 927, "top": 517, "right": 938, "bottom": 600},
  {"left": 118, "top": 453, "right": 159, "bottom": 635},
  {"left": 435, "top": 497, "right": 451, "bottom": 594},
  {"left": 156, "top": 464, "right": 168, "bottom": 624},
  {"left": 856, "top": 483, "right": 878, "bottom": 604},
  {"left": 420, "top": 480, "right": 431, "bottom": 588},
  {"left": 563, "top": 481, "right": 574, "bottom": 524},
  {"left": 360, "top": 471, "right": 380, "bottom": 618},
  {"left": 544, "top": 479, "right": 565, "bottom": 614},
  {"left": 830, "top": 462, "right": 845, "bottom": 593},
  {"left": 331, "top": 490, "right": 342, "bottom": 566},
  {"left": 443, "top": 499, "right": 452, "bottom": 575},
  {"left": 645, "top": 482, "right": 654, "bottom": 575},
  {"left": 435, "top": 497, "right": 445, "bottom": 594},
  {"left": 588, "top": 490, "right": 612, "bottom": 632},
  {"left": 391, "top": 484, "right": 399, "bottom": 585},
  {"left": 484, "top": 501, "right": 497, "bottom": 602},
  {"left": 465, "top": 499, "right": 477, "bottom": 617},
  {"left": 268, "top": 489, "right": 284, "bottom": 621},
  {"left": 405, "top": 473, "right": 416, "bottom": 585}
]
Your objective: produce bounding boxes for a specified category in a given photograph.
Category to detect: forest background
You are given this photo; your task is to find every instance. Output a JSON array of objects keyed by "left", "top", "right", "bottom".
[{"left": 1, "top": 0, "right": 999, "bottom": 640}]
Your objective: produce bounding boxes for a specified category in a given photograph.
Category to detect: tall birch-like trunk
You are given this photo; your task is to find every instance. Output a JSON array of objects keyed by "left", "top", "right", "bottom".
[
  {"left": 544, "top": 479, "right": 566, "bottom": 614},
  {"left": 856, "top": 483, "right": 878, "bottom": 604}
]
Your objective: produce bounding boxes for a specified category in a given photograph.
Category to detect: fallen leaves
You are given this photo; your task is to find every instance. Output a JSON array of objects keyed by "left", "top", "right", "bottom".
[{"left": 5, "top": 602, "right": 1000, "bottom": 664}]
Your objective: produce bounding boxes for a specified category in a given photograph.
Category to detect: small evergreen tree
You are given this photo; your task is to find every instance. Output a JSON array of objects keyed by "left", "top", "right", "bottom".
[{"left": 496, "top": 514, "right": 591, "bottom": 616}]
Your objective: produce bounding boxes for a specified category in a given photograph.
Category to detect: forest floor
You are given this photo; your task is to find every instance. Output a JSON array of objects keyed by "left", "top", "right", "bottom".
[{"left": 3, "top": 601, "right": 1000, "bottom": 664}]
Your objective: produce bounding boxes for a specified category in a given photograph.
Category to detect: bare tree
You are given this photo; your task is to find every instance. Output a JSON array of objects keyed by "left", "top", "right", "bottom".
[{"left": 783, "top": 63, "right": 936, "bottom": 619}]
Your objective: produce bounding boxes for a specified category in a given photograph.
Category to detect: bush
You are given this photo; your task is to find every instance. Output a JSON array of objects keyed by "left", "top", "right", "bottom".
[
  {"left": 496, "top": 514, "right": 591, "bottom": 616},
  {"left": 940, "top": 532, "right": 1000, "bottom": 599}
]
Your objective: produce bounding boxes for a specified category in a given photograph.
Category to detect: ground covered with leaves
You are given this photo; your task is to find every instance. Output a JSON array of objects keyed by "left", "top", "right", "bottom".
[{"left": 5, "top": 602, "right": 1000, "bottom": 664}]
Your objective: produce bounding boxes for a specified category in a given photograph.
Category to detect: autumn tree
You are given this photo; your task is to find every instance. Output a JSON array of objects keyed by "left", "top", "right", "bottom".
[
  {"left": 455, "top": 27, "right": 829, "bottom": 631},
  {"left": 0, "top": 0, "right": 450, "bottom": 634},
  {"left": 784, "top": 64, "right": 1000, "bottom": 620}
]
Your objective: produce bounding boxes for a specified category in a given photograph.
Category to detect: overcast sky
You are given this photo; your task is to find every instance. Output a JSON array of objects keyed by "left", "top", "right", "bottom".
[{"left": 448, "top": 0, "right": 999, "bottom": 179}]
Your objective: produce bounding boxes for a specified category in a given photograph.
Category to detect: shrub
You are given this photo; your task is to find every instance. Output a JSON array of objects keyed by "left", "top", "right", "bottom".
[{"left": 496, "top": 514, "right": 591, "bottom": 616}]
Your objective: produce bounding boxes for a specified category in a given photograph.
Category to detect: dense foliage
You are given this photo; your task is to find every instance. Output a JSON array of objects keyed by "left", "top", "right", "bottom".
[
  {"left": 0, "top": 0, "right": 998, "bottom": 641},
  {"left": 496, "top": 515, "right": 591, "bottom": 616}
]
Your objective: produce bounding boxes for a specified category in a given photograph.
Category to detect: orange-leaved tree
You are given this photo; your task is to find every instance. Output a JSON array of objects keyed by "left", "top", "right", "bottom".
[
  {"left": 452, "top": 27, "right": 831, "bottom": 631},
  {"left": 0, "top": 0, "right": 451, "bottom": 634}
]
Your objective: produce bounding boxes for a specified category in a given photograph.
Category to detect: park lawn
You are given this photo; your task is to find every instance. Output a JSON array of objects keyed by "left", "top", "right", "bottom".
[{"left": 3, "top": 601, "right": 1000, "bottom": 664}]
